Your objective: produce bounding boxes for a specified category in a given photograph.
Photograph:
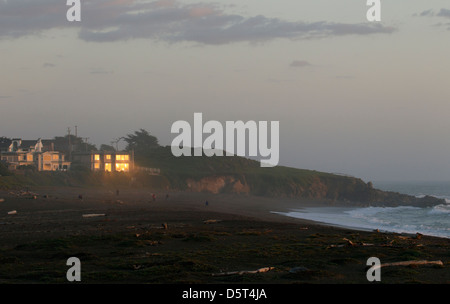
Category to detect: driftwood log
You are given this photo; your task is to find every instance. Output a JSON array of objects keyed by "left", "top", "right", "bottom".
[
  {"left": 327, "top": 237, "right": 426, "bottom": 249},
  {"left": 373, "top": 260, "right": 443, "bottom": 270},
  {"left": 327, "top": 238, "right": 375, "bottom": 248},
  {"left": 212, "top": 267, "right": 275, "bottom": 277},
  {"left": 82, "top": 213, "right": 106, "bottom": 218}
]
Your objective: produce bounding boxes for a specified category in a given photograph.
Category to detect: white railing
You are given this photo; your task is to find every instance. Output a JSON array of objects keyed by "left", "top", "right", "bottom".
[{"left": 134, "top": 166, "right": 160, "bottom": 175}]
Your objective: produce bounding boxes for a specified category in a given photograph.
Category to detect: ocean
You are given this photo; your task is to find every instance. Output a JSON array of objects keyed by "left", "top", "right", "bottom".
[{"left": 274, "top": 181, "right": 450, "bottom": 238}]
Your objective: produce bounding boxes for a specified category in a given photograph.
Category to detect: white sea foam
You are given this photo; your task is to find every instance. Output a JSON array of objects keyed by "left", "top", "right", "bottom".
[
  {"left": 274, "top": 205, "right": 449, "bottom": 238},
  {"left": 274, "top": 182, "right": 450, "bottom": 238},
  {"left": 429, "top": 204, "right": 450, "bottom": 215}
]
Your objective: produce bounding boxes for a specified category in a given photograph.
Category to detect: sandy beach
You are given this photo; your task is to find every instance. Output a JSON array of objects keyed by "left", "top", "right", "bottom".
[{"left": 0, "top": 186, "right": 448, "bottom": 284}]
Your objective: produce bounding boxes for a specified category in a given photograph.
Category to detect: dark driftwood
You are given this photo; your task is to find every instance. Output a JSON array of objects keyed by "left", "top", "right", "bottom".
[
  {"left": 327, "top": 237, "right": 427, "bottom": 249},
  {"left": 327, "top": 238, "right": 375, "bottom": 248},
  {"left": 374, "top": 260, "right": 443, "bottom": 270},
  {"left": 212, "top": 267, "right": 275, "bottom": 277}
]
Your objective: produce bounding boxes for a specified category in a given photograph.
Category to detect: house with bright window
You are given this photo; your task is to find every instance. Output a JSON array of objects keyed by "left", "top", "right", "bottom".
[
  {"left": 36, "top": 151, "right": 71, "bottom": 171},
  {"left": 72, "top": 151, "right": 132, "bottom": 172},
  {"left": 0, "top": 150, "right": 35, "bottom": 170},
  {"left": 0, "top": 138, "right": 70, "bottom": 171}
]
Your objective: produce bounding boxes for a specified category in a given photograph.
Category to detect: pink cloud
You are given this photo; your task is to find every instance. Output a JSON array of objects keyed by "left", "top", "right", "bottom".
[{"left": 189, "top": 6, "right": 216, "bottom": 18}]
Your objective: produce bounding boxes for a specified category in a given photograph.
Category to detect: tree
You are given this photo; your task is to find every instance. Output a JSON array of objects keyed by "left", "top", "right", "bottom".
[
  {"left": 100, "top": 144, "right": 116, "bottom": 152},
  {"left": 0, "top": 137, "right": 11, "bottom": 146},
  {"left": 124, "top": 129, "right": 159, "bottom": 154},
  {"left": 53, "top": 135, "right": 97, "bottom": 153}
]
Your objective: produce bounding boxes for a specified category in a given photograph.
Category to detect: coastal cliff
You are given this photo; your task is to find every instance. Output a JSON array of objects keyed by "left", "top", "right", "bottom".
[
  {"left": 137, "top": 147, "right": 445, "bottom": 207},
  {"left": 182, "top": 174, "right": 442, "bottom": 207},
  {"left": 0, "top": 146, "right": 444, "bottom": 206}
]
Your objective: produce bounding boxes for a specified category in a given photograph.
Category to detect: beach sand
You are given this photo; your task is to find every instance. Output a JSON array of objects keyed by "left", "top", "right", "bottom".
[{"left": 0, "top": 187, "right": 448, "bottom": 284}]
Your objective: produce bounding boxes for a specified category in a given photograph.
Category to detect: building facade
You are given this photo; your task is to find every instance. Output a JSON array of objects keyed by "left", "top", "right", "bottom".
[
  {"left": 0, "top": 138, "right": 70, "bottom": 171},
  {"left": 72, "top": 151, "right": 132, "bottom": 172},
  {"left": 36, "top": 151, "right": 70, "bottom": 171}
]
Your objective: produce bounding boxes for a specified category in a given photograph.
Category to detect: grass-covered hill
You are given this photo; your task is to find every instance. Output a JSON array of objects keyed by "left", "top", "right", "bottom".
[
  {"left": 133, "top": 146, "right": 443, "bottom": 206},
  {"left": 0, "top": 146, "right": 444, "bottom": 206}
]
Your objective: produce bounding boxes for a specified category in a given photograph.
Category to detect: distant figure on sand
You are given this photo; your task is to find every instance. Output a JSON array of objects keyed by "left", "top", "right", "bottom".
[
  {"left": 78, "top": 194, "right": 83, "bottom": 200},
  {"left": 116, "top": 189, "right": 120, "bottom": 196},
  {"left": 205, "top": 200, "right": 209, "bottom": 206},
  {"left": 152, "top": 193, "right": 156, "bottom": 202}
]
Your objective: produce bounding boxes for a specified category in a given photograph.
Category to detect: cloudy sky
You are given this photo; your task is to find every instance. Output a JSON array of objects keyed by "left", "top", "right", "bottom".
[{"left": 1, "top": 0, "right": 450, "bottom": 181}]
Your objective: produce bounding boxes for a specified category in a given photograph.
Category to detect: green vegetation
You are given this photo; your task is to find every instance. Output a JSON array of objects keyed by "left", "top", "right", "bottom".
[
  {"left": 130, "top": 146, "right": 401, "bottom": 203},
  {"left": 124, "top": 129, "right": 160, "bottom": 154},
  {"left": 0, "top": 162, "right": 12, "bottom": 177},
  {"left": 53, "top": 134, "right": 97, "bottom": 153},
  {"left": 0, "top": 169, "right": 170, "bottom": 190},
  {"left": 0, "top": 130, "right": 445, "bottom": 205}
]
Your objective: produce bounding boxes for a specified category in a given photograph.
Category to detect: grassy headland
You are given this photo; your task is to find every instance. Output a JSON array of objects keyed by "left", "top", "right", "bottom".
[{"left": 0, "top": 146, "right": 444, "bottom": 207}]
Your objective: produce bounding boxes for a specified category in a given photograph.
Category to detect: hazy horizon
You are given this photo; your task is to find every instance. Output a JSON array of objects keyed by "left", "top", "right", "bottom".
[{"left": 2, "top": 0, "right": 450, "bottom": 182}]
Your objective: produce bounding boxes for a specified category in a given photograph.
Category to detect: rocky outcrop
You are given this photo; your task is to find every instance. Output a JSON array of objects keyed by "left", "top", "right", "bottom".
[
  {"left": 184, "top": 174, "right": 445, "bottom": 207},
  {"left": 307, "top": 177, "right": 328, "bottom": 199},
  {"left": 231, "top": 179, "right": 250, "bottom": 194},
  {"left": 186, "top": 176, "right": 250, "bottom": 194},
  {"left": 132, "top": 146, "right": 445, "bottom": 206}
]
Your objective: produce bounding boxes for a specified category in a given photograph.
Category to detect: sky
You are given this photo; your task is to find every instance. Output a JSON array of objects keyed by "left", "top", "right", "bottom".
[{"left": 1, "top": 0, "right": 450, "bottom": 182}]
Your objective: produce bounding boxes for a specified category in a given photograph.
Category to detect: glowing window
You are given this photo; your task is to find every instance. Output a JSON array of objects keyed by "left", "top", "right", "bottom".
[
  {"left": 115, "top": 163, "right": 129, "bottom": 172},
  {"left": 105, "top": 163, "right": 112, "bottom": 172},
  {"left": 52, "top": 155, "right": 59, "bottom": 161},
  {"left": 44, "top": 155, "right": 52, "bottom": 161},
  {"left": 94, "top": 154, "right": 100, "bottom": 161},
  {"left": 27, "top": 155, "right": 33, "bottom": 162},
  {"left": 94, "top": 163, "right": 100, "bottom": 169},
  {"left": 106, "top": 154, "right": 111, "bottom": 160},
  {"left": 116, "top": 155, "right": 129, "bottom": 161}
]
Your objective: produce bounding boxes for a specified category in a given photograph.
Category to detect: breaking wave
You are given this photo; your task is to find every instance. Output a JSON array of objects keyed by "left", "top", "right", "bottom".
[{"left": 275, "top": 181, "right": 450, "bottom": 238}]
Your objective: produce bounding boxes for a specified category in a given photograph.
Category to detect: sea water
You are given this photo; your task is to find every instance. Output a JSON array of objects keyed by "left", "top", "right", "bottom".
[{"left": 274, "top": 181, "right": 450, "bottom": 238}]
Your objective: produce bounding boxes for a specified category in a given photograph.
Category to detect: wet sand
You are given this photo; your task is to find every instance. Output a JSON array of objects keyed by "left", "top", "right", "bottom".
[{"left": 0, "top": 187, "right": 448, "bottom": 284}]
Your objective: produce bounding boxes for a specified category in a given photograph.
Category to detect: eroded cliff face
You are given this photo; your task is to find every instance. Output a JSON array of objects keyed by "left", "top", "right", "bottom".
[
  {"left": 183, "top": 174, "right": 445, "bottom": 206},
  {"left": 185, "top": 175, "right": 339, "bottom": 198},
  {"left": 186, "top": 176, "right": 250, "bottom": 194},
  {"left": 307, "top": 177, "right": 328, "bottom": 199}
]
